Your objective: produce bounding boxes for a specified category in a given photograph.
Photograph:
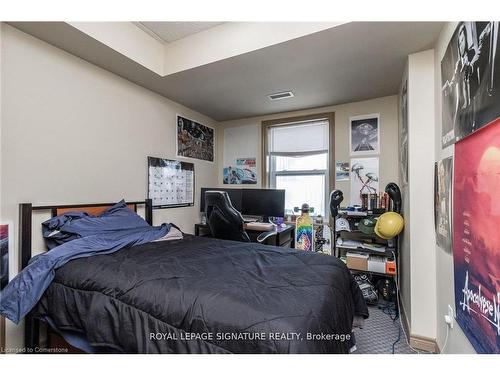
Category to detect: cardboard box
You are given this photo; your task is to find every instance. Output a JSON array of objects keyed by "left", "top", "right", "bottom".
[{"left": 346, "top": 252, "right": 368, "bottom": 271}]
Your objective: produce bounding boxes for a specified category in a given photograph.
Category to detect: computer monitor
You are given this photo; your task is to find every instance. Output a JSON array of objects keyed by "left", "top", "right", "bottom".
[
  {"left": 200, "top": 187, "right": 243, "bottom": 213},
  {"left": 241, "top": 189, "right": 285, "bottom": 218}
]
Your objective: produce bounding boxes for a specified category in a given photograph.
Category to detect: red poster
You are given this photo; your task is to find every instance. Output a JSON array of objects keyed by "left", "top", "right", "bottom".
[{"left": 453, "top": 119, "right": 500, "bottom": 353}]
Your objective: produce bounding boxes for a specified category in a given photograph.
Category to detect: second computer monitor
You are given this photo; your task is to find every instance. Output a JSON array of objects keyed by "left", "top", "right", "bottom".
[
  {"left": 241, "top": 189, "right": 285, "bottom": 218},
  {"left": 200, "top": 188, "right": 285, "bottom": 218}
]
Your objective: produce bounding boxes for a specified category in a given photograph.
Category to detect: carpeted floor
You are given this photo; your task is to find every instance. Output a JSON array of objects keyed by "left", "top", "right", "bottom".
[{"left": 353, "top": 305, "right": 416, "bottom": 354}]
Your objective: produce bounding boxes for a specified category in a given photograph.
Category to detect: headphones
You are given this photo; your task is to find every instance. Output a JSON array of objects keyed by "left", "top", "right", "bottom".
[
  {"left": 329, "top": 190, "right": 344, "bottom": 218},
  {"left": 385, "top": 183, "right": 402, "bottom": 213}
]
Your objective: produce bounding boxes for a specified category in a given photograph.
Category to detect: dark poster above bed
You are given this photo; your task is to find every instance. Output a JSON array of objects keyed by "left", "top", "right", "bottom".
[
  {"left": 176, "top": 115, "right": 215, "bottom": 162},
  {"left": 452, "top": 119, "right": 500, "bottom": 353},
  {"left": 441, "top": 21, "right": 500, "bottom": 148},
  {"left": 148, "top": 157, "right": 195, "bottom": 209}
]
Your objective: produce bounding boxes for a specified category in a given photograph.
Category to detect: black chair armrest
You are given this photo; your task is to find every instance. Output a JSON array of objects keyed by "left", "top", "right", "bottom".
[{"left": 256, "top": 231, "right": 278, "bottom": 243}]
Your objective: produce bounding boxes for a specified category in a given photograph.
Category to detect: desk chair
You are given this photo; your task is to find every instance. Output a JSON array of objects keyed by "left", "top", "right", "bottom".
[{"left": 204, "top": 191, "right": 276, "bottom": 243}]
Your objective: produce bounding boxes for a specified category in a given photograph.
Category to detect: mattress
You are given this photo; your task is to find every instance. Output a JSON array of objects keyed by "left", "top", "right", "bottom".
[{"left": 35, "top": 235, "right": 368, "bottom": 353}]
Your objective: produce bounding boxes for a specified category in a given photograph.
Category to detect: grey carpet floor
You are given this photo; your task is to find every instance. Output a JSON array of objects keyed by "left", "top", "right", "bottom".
[{"left": 353, "top": 305, "right": 416, "bottom": 354}]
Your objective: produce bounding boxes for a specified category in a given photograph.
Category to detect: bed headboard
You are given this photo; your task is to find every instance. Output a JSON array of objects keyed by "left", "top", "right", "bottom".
[
  {"left": 19, "top": 199, "right": 153, "bottom": 270},
  {"left": 54, "top": 204, "right": 137, "bottom": 217},
  {"left": 18, "top": 199, "right": 153, "bottom": 351}
]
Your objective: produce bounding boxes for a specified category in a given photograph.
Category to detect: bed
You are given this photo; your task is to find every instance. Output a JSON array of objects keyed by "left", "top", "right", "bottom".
[{"left": 15, "top": 200, "right": 368, "bottom": 354}]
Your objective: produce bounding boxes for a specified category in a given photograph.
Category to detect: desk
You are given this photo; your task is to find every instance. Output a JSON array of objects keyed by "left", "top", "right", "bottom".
[{"left": 194, "top": 223, "right": 295, "bottom": 248}]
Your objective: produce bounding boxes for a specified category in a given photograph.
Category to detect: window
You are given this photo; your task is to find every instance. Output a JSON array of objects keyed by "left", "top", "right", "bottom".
[{"left": 265, "top": 118, "right": 331, "bottom": 217}]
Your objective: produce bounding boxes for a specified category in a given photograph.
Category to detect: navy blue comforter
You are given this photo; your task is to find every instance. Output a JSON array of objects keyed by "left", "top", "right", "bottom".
[{"left": 0, "top": 201, "right": 171, "bottom": 324}]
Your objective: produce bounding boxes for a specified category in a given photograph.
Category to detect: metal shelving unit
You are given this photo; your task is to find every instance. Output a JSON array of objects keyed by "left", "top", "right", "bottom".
[{"left": 334, "top": 211, "right": 398, "bottom": 278}]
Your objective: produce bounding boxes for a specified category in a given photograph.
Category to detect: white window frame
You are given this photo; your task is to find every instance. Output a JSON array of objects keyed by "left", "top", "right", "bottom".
[{"left": 267, "top": 129, "right": 330, "bottom": 217}]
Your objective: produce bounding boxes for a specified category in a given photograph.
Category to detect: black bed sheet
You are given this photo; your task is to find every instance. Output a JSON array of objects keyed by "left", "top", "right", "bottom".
[{"left": 36, "top": 235, "right": 368, "bottom": 353}]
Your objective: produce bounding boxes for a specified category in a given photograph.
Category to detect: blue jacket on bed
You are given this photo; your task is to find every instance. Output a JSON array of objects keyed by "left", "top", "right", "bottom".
[{"left": 0, "top": 201, "right": 171, "bottom": 324}]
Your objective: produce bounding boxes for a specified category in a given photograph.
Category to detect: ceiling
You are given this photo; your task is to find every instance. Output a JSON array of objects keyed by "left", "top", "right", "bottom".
[
  {"left": 161, "top": 22, "right": 444, "bottom": 120},
  {"left": 9, "top": 22, "right": 444, "bottom": 121},
  {"left": 138, "top": 22, "right": 224, "bottom": 43}
]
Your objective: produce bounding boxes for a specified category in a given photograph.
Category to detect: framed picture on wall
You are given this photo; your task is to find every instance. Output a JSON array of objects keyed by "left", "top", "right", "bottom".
[
  {"left": 176, "top": 115, "right": 215, "bottom": 163},
  {"left": 349, "top": 114, "right": 380, "bottom": 155}
]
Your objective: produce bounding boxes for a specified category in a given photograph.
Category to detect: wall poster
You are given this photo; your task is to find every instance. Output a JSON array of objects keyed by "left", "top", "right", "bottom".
[
  {"left": 223, "top": 157, "right": 258, "bottom": 184},
  {"left": 335, "top": 161, "right": 350, "bottom": 181},
  {"left": 441, "top": 22, "right": 500, "bottom": 148},
  {"left": 222, "top": 125, "right": 260, "bottom": 185},
  {"left": 349, "top": 114, "right": 380, "bottom": 155},
  {"left": 453, "top": 119, "right": 500, "bottom": 353},
  {"left": 176, "top": 115, "right": 215, "bottom": 162},
  {"left": 350, "top": 157, "right": 379, "bottom": 206},
  {"left": 434, "top": 157, "right": 453, "bottom": 253}
]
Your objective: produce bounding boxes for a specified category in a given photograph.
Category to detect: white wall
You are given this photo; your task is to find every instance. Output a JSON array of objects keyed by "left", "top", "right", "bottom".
[
  {"left": 0, "top": 24, "right": 218, "bottom": 349},
  {"left": 217, "top": 95, "right": 400, "bottom": 205},
  {"left": 433, "top": 22, "right": 476, "bottom": 353},
  {"left": 406, "top": 50, "right": 438, "bottom": 342},
  {"left": 398, "top": 33, "right": 478, "bottom": 353},
  {"left": 223, "top": 124, "right": 260, "bottom": 175}
]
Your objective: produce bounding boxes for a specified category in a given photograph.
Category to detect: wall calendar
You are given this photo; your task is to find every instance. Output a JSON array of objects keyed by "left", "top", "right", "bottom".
[{"left": 148, "top": 156, "right": 195, "bottom": 208}]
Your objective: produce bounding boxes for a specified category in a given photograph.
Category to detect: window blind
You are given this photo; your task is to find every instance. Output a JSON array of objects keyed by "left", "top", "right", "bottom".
[{"left": 268, "top": 120, "right": 329, "bottom": 155}]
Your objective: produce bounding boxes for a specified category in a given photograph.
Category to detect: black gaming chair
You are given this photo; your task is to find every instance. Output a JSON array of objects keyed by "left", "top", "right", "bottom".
[{"left": 204, "top": 191, "right": 277, "bottom": 243}]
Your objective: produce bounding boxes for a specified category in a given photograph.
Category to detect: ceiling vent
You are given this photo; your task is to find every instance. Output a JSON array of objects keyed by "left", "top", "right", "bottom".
[{"left": 268, "top": 91, "right": 294, "bottom": 101}]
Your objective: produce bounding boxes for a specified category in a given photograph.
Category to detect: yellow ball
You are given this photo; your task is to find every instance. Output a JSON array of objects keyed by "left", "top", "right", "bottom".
[{"left": 374, "top": 212, "right": 405, "bottom": 240}]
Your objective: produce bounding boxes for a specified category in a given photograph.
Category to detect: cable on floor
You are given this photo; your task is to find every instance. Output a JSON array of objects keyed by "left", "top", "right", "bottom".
[
  {"left": 441, "top": 324, "right": 450, "bottom": 353},
  {"left": 392, "top": 250, "right": 422, "bottom": 354},
  {"left": 377, "top": 300, "right": 401, "bottom": 353}
]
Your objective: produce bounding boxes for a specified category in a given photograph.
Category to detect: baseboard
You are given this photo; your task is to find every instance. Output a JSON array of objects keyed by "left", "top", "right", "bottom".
[
  {"left": 399, "top": 298, "right": 439, "bottom": 353},
  {"left": 409, "top": 334, "right": 438, "bottom": 353},
  {"left": 399, "top": 299, "right": 411, "bottom": 339}
]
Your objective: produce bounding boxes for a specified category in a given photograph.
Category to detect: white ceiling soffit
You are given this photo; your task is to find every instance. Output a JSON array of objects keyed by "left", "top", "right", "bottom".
[
  {"left": 68, "top": 22, "right": 343, "bottom": 76},
  {"left": 137, "top": 22, "right": 224, "bottom": 43},
  {"left": 68, "top": 22, "right": 165, "bottom": 75},
  {"left": 159, "top": 22, "right": 344, "bottom": 76},
  {"left": 8, "top": 22, "right": 443, "bottom": 121}
]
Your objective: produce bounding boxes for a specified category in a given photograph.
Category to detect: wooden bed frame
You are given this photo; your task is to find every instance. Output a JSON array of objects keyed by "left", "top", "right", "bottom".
[{"left": 18, "top": 199, "right": 153, "bottom": 352}]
